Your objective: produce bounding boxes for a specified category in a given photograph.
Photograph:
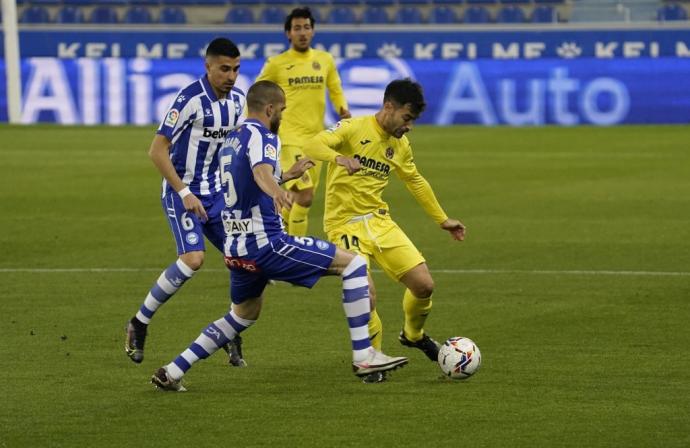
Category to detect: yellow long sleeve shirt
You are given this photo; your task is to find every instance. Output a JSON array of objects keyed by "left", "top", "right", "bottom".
[
  {"left": 256, "top": 47, "right": 348, "bottom": 146},
  {"left": 304, "top": 116, "right": 449, "bottom": 233}
]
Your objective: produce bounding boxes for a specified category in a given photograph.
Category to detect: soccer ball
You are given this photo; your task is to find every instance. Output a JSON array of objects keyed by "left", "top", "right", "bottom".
[{"left": 437, "top": 337, "right": 481, "bottom": 379}]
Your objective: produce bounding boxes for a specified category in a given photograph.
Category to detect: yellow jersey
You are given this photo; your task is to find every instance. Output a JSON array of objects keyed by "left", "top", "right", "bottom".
[
  {"left": 256, "top": 48, "right": 348, "bottom": 146},
  {"left": 304, "top": 116, "right": 449, "bottom": 233}
]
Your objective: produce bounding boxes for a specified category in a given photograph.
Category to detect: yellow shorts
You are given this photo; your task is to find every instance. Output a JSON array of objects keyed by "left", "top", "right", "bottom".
[
  {"left": 280, "top": 144, "right": 323, "bottom": 192},
  {"left": 327, "top": 213, "right": 425, "bottom": 281}
]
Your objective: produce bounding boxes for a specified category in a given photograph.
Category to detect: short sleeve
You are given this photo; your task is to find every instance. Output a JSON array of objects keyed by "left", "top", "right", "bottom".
[
  {"left": 157, "top": 93, "right": 197, "bottom": 142},
  {"left": 248, "top": 129, "right": 279, "bottom": 171}
]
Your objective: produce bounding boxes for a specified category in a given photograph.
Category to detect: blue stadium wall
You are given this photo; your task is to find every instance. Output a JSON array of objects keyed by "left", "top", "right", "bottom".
[{"left": 1, "top": 26, "right": 689, "bottom": 125}]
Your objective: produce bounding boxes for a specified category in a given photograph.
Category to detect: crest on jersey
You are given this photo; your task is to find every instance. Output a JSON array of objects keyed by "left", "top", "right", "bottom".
[
  {"left": 165, "top": 109, "right": 179, "bottom": 127},
  {"left": 385, "top": 147, "right": 394, "bottom": 159},
  {"left": 264, "top": 143, "right": 277, "bottom": 161},
  {"left": 312, "top": 61, "right": 321, "bottom": 71}
]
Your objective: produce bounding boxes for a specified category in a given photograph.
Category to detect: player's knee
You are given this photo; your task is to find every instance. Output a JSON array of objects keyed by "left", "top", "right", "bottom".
[
  {"left": 180, "top": 252, "right": 204, "bottom": 271},
  {"left": 342, "top": 254, "right": 367, "bottom": 277},
  {"left": 411, "top": 279, "right": 434, "bottom": 298}
]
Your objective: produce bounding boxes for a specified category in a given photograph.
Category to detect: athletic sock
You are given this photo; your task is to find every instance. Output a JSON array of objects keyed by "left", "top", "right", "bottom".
[
  {"left": 368, "top": 308, "right": 383, "bottom": 351},
  {"left": 166, "top": 310, "right": 255, "bottom": 380},
  {"left": 135, "top": 259, "right": 195, "bottom": 325},
  {"left": 402, "top": 289, "right": 432, "bottom": 342},
  {"left": 341, "top": 256, "right": 372, "bottom": 362}
]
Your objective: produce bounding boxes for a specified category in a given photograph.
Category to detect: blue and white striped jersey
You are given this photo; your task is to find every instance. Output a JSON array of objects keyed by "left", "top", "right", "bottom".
[
  {"left": 218, "top": 119, "right": 284, "bottom": 257},
  {"left": 157, "top": 75, "right": 246, "bottom": 197}
]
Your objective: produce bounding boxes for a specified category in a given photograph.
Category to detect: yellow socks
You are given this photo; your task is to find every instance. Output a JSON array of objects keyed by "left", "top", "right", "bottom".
[
  {"left": 368, "top": 308, "right": 383, "bottom": 350},
  {"left": 288, "top": 202, "right": 309, "bottom": 236},
  {"left": 402, "top": 289, "right": 432, "bottom": 342}
]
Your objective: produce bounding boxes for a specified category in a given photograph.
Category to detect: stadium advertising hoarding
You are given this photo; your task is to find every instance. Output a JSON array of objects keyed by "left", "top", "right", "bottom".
[{"left": 1, "top": 28, "right": 689, "bottom": 125}]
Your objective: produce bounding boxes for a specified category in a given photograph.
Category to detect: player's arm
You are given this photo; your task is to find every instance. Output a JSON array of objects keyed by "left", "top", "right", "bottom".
[
  {"left": 325, "top": 55, "right": 350, "bottom": 119},
  {"left": 280, "top": 158, "right": 315, "bottom": 184},
  {"left": 397, "top": 146, "right": 465, "bottom": 241},
  {"left": 252, "top": 163, "right": 292, "bottom": 213},
  {"left": 149, "top": 134, "right": 208, "bottom": 221},
  {"left": 303, "top": 123, "right": 360, "bottom": 175}
]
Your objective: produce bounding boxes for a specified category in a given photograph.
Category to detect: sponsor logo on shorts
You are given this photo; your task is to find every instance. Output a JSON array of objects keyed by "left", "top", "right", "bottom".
[
  {"left": 165, "top": 109, "right": 179, "bottom": 127},
  {"left": 185, "top": 232, "right": 199, "bottom": 245}
]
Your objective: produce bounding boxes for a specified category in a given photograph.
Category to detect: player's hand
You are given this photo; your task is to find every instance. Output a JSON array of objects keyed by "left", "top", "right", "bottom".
[
  {"left": 272, "top": 189, "right": 293, "bottom": 214},
  {"left": 441, "top": 218, "right": 466, "bottom": 241},
  {"left": 335, "top": 155, "right": 361, "bottom": 175},
  {"left": 183, "top": 193, "right": 208, "bottom": 222},
  {"left": 338, "top": 108, "right": 352, "bottom": 119},
  {"left": 283, "top": 157, "right": 315, "bottom": 182}
]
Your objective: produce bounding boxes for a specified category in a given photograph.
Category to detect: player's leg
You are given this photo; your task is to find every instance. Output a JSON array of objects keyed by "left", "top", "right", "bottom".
[
  {"left": 152, "top": 271, "right": 266, "bottom": 391},
  {"left": 328, "top": 224, "right": 384, "bottom": 356},
  {"left": 326, "top": 247, "right": 408, "bottom": 377},
  {"left": 369, "top": 218, "right": 441, "bottom": 362},
  {"left": 329, "top": 224, "right": 386, "bottom": 351},
  {"left": 398, "top": 263, "right": 441, "bottom": 361},
  {"left": 199, "top": 196, "right": 248, "bottom": 367},
  {"left": 263, "top": 235, "right": 407, "bottom": 378},
  {"left": 280, "top": 145, "right": 321, "bottom": 236},
  {"left": 126, "top": 192, "right": 209, "bottom": 363},
  {"left": 288, "top": 185, "right": 314, "bottom": 236}
]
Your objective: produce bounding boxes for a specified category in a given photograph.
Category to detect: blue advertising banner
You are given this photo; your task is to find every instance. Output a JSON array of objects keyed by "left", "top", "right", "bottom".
[
  {"left": 1, "top": 27, "right": 690, "bottom": 60},
  {"left": 1, "top": 57, "right": 689, "bottom": 125}
]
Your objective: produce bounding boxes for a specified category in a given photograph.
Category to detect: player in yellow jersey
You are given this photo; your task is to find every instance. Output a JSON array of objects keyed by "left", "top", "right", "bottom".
[
  {"left": 255, "top": 6, "right": 350, "bottom": 237},
  {"left": 304, "top": 79, "right": 466, "bottom": 383}
]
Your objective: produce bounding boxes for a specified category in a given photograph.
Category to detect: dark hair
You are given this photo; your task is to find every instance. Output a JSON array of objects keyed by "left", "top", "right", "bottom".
[
  {"left": 206, "top": 38, "right": 240, "bottom": 58},
  {"left": 284, "top": 7, "right": 315, "bottom": 32},
  {"left": 247, "top": 80, "right": 285, "bottom": 113},
  {"left": 383, "top": 78, "right": 426, "bottom": 116}
]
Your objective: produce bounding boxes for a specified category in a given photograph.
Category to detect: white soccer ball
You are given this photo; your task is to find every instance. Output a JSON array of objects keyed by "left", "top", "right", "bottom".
[{"left": 437, "top": 337, "right": 481, "bottom": 379}]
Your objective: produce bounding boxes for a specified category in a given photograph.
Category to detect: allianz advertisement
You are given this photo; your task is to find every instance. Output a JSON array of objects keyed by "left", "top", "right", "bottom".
[{"left": 1, "top": 28, "right": 689, "bottom": 125}]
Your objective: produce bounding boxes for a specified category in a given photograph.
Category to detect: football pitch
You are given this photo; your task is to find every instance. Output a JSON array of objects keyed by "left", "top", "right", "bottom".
[{"left": 1, "top": 124, "right": 689, "bottom": 447}]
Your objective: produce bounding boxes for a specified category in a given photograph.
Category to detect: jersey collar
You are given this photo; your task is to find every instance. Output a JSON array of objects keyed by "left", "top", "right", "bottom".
[
  {"left": 244, "top": 118, "right": 267, "bottom": 131},
  {"left": 370, "top": 115, "right": 388, "bottom": 139},
  {"left": 288, "top": 47, "right": 314, "bottom": 59},
  {"left": 201, "top": 74, "right": 224, "bottom": 102}
]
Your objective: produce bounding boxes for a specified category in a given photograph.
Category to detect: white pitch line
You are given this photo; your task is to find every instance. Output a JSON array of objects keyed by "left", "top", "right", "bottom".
[{"left": 0, "top": 268, "right": 688, "bottom": 277}]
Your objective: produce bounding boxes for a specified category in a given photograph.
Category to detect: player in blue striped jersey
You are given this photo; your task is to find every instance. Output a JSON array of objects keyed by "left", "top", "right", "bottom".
[
  {"left": 151, "top": 81, "right": 408, "bottom": 390},
  {"left": 125, "top": 38, "right": 245, "bottom": 364}
]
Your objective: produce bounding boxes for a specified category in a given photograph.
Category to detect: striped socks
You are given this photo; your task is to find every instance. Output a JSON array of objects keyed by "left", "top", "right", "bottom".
[
  {"left": 135, "top": 259, "right": 195, "bottom": 325},
  {"left": 166, "top": 310, "right": 256, "bottom": 380},
  {"left": 341, "top": 255, "right": 372, "bottom": 362}
]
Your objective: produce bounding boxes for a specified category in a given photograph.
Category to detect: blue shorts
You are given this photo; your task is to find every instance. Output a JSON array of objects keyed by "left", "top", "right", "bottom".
[
  {"left": 225, "top": 234, "right": 337, "bottom": 304},
  {"left": 161, "top": 189, "right": 226, "bottom": 255}
]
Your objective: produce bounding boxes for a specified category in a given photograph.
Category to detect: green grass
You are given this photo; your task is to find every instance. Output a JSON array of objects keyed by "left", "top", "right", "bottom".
[{"left": 1, "top": 125, "right": 689, "bottom": 447}]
